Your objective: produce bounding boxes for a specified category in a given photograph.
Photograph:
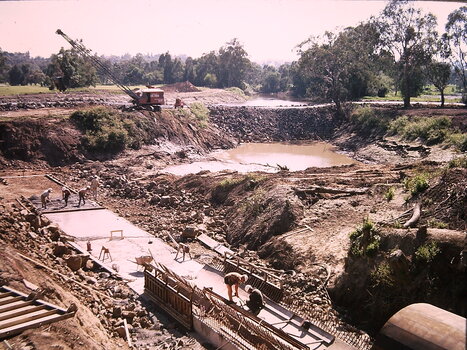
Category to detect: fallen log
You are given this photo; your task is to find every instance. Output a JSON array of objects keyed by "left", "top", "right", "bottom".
[
  {"left": 294, "top": 186, "right": 368, "bottom": 195},
  {"left": 403, "top": 203, "right": 421, "bottom": 228}
]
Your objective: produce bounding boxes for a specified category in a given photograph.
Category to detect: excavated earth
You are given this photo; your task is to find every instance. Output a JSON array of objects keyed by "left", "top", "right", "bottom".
[{"left": 0, "top": 89, "right": 466, "bottom": 350}]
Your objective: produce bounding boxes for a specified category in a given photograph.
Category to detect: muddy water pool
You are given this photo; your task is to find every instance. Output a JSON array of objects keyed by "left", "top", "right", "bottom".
[{"left": 163, "top": 142, "right": 357, "bottom": 175}]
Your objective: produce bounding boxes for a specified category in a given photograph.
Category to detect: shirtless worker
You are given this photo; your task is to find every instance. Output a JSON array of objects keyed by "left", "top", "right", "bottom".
[
  {"left": 78, "top": 186, "right": 90, "bottom": 207},
  {"left": 40, "top": 188, "right": 52, "bottom": 209},
  {"left": 62, "top": 186, "right": 71, "bottom": 207},
  {"left": 224, "top": 272, "right": 248, "bottom": 302},
  {"left": 245, "top": 284, "right": 264, "bottom": 315}
]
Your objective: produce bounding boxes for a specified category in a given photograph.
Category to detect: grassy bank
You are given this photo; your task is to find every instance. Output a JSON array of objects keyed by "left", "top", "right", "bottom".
[{"left": 351, "top": 106, "right": 467, "bottom": 151}]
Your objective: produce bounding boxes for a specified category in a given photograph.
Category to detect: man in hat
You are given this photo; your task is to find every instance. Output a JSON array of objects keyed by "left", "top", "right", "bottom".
[
  {"left": 62, "top": 186, "right": 71, "bottom": 207},
  {"left": 224, "top": 272, "right": 248, "bottom": 302},
  {"left": 78, "top": 186, "right": 90, "bottom": 207},
  {"left": 41, "top": 188, "right": 52, "bottom": 209}
]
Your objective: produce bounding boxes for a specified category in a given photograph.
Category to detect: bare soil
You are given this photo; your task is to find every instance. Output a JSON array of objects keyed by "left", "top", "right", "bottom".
[{"left": 0, "top": 89, "right": 465, "bottom": 348}]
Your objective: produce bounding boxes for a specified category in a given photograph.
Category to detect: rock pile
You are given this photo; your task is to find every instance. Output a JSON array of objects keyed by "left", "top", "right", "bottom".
[
  {"left": 0, "top": 200, "right": 198, "bottom": 348},
  {"left": 208, "top": 105, "right": 341, "bottom": 142}
]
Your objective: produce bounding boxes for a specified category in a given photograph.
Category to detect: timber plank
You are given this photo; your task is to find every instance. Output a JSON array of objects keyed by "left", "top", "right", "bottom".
[
  {"left": 0, "top": 309, "right": 58, "bottom": 329},
  {"left": 0, "top": 305, "right": 47, "bottom": 322},
  {"left": 0, "top": 313, "right": 71, "bottom": 338}
]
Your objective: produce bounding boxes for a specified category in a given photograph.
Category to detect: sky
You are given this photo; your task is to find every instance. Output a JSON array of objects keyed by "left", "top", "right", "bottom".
[{"left": 0, "top": 0, "right": 464, "bottom": 63}]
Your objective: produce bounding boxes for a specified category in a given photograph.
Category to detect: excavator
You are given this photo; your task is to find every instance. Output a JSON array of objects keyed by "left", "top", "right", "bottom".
[{"left": 55, "top": 29, "right": 165, "bottom": 111}]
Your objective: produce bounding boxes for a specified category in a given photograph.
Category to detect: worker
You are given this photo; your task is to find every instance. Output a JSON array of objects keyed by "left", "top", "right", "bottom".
[
  {"left": 62, "top": 186, "right": 71, "bottom": 207},
  {"left": 78, "top": 186, "right": 90, "bottom": 207},
  {"left": 245, "top": 285, "right": 264, "bottom": 315},
  {"left": 40, "top": 188, "right": 52, "bottom": 209},
  {"left": 224, "top": 272, "right": 248, "bottom": 302},
  {"left": 90, "top": 175, "right": 99, "bottom": 200}
]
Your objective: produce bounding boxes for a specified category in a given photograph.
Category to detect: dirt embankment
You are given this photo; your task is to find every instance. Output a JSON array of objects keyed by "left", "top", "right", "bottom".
[{"left": 0, "top": 107, "right": 236, "bottom": 168}]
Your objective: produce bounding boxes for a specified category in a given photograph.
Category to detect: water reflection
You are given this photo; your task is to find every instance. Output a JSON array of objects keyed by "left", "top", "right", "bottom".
[{"left": 163, "top": 142, "right": 356, "bottom": 175}]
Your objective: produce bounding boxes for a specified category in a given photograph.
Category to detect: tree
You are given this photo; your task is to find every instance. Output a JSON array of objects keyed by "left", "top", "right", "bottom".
[
  {"left": 193, "top": 51, "right": 218, "bottom": 86},
  {"left": 217, "top": 39, "right": 251, "bottom": 88},
  {"left": 183, "top": 57, "right": 196, "bottom": 83},
  {"left": 261, "top": 71, "right": 281, "bottom": 93},
  {"left": 426, "top": 61, "right": 451, "bottom": 107},
  {"left": 293, "top": 23, "right": 380, "bottom": 114},
  {"left": 443, "top": 6, "right": 466, "bottom": 104},
  {"left": 8, "top": 65, "right": 23, "bottom": 85},
  {"left": 0, "top": 49, "right": 8, "bottom": 83},
  {"left": 47, "top": 48, "right": 97, "bottom": 90},
  {"left": 376, "top": 0, "right": 438, "bottom": 108}
]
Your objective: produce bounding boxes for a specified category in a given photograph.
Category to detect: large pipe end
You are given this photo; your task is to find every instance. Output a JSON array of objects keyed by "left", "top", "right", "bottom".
[{"left": 56, "top": 29, "right": 64, "bottom": 35}]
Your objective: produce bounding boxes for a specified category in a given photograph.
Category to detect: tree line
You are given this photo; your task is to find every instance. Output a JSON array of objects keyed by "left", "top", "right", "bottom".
[{"left": 0, "top": 1, "right": 465, "bottom": 109}]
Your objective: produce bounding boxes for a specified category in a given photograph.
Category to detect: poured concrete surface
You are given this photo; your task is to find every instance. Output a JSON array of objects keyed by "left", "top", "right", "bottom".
[
  {"left": 46, "top": 209, "right": 205, "bottom": 293},
  {"left": 45, "top": 207, "right": 351, "bottom": 349}
]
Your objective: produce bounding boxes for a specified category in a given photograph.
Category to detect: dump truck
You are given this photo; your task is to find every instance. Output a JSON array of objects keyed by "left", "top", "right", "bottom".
[{"left": 56, "top": 29, "right": 165, "bottom": 111}]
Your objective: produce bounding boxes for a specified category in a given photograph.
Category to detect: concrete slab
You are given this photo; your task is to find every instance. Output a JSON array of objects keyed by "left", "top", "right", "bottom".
[
  {"left": 46, "top": 209, "right": 205, "bottom": 293},
  {"left": 45, "top": 209, "right": 343, "bottom": 349}
]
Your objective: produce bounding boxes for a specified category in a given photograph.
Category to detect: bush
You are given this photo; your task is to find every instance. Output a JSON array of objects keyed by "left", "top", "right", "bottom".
[
  {"left": 389, "top": 115, "right": 455, "bottom": 146},
  {"left": 70, "top": 107, "right": 155, "bottom": 153},
  {"left": 448, "top": 134, "right": 467, "bottom": 152},
  {"left": 350, "top": 107, "right": 390, "bottom": 134},
  {"left": 415, "top": 241, "right": 440, "bottom": 263},
  {"left": 448, "top": 156, "right": 467, "bottom": 168},
  {"left": 404, "top": 174, "right": 429, "bottom": 195},
  {"left": 384, "top": 187, "right": 395, "bottom": 201},
  {"left": 189, "top": 102, "right": 209, "bottom": 127},
  {"left": 225, "top": 86, "right": 246, "bottom": 97},
  {"left": 349, "top": 218, "right": 381, "bottom": 257},
  {"left": 371, "top": 262, "right": 395, "bottom": 288}
]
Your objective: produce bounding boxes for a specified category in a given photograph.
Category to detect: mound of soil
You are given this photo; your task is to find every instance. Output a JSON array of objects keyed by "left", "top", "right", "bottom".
[{"left": 161, "top": 81, "right": 201, "bottom": 93}]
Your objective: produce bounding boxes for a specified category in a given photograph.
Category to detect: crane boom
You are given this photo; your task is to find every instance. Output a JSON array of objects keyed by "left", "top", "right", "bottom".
[{"left": 55, "top": 29, "right": 139, "bottom": 101}]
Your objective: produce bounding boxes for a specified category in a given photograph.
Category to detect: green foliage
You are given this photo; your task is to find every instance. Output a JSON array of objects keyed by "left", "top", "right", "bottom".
[
  {"left": 404, "top": 174, "right": 429, "bottom": 195},
  {"left": 448, "top": 156, "right": 467, "bottom": 168},
  {"left": 350, "top": 107, "right": 390, "bottom": 134},
  {"left": 388, "top": 115, "right": 463, "bottom": 148},
  {"left": 70, "top": 107, "right": 152, "bottom": 153},
  {"left": 415, "top": 241, "right": 440, "bottom": 263},
  {"left": 48, "top": 48, "right": 97, "bottom": 90},
  {"left": 427, "top": 219, "right": 448, "bottom": 229},
  {"left": 371, "top": 262, "right": 395, "bottom": 288},
  {"left": 242, "top": 189, "right": 266, "bottom": 217},
  {"left": 225, "top": 86, "right": 246, "bottom": 97},
  {"left": 384, "top": 187, "right": 395, "bottom": 201},
  {"left": 349, "top": 218, "right": 381, "bottom": 257},
  {"left": 189, "top": 102, "right": 209, "bottom": 127},
  {"left": 218, "top": 177, "right": 243, "bottom": 189},
  {"left": 376, "top": 0, "right": 438, "bottom": 107},
  {"left": 448, "top": 134, "right": 467, "bottom": 152},
  {"left": 293, "top": 22, "right": 381, "bottom": 113},
  {"left": 217, "top": 38, "right": 251, "bottom": 89}
]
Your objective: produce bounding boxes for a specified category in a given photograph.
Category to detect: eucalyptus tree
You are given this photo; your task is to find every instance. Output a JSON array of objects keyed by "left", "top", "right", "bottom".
[
  {"left": 376, "top": 0, "right": 438, "bottom": 108},
  {"left": 443, "top": 6, "right": 466, "bottom": 103},
  {"left": 426, "top": 61, "right": 451, "bottom": 107},
  {"left": 217, "top": 38, "right": 251, "bottom": 88},
  {"left": 293, "top": 22, "right": 380, "bottom": 115},
  {"left": 47, "top": 48, "right": 97, "bottom": 90}
]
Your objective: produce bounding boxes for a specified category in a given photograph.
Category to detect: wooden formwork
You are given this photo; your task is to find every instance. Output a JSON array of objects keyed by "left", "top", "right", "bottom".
[{"left": 144, "top": 264, "right": 194, "bottom": 330}]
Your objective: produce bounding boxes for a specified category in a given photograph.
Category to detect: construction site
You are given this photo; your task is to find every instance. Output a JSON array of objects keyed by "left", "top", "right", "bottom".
[{"left": 0, "top": 29, "right": 465, "bottom": 350}]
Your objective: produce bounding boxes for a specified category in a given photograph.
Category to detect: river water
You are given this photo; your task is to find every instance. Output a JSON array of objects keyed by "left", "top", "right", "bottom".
[{"left": 162, "top": 142, "right": 357, "bottom": 175}]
